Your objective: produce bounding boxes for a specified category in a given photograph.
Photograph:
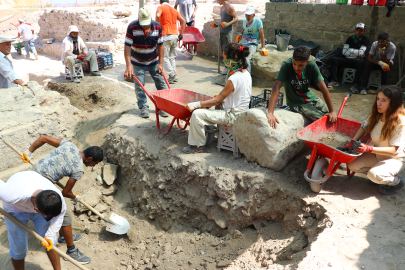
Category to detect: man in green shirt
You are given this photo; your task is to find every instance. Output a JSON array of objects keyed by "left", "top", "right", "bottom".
[{"left": 267, "top": 46, "right": 337, "bottom": 128}]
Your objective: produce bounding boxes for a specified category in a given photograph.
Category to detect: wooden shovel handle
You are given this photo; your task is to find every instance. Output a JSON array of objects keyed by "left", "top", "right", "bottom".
[
  {"left": 0, "top": 207, "right": 89, "bottom": 270},
  {"left": 3, "top": 140, "right": 34, "bottom": 166}
]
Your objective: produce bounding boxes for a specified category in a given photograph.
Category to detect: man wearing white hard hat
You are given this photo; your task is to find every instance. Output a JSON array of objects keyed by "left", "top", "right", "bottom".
[
  {"left": 17, "top": 18, "right": 38, "bottom": 60},
  {"left": 61, "top": 25, "right": 101, "bottom": 83},
  {"left": 236, "top": 7, "right": 267, "bottom": 73},
  {"left": 0, "top": 36, "right": 25, "bottom": 88},
  {"left": 328, "top": 23, "right": 369, "bottom": 94},
  {"left": 124, "top": 7, "right": 168, "bottom": 119}
]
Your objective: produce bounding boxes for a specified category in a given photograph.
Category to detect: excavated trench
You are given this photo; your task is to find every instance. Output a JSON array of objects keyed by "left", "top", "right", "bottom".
[{"left": 46, "top": 78, "right": 332, "bottom": 269}]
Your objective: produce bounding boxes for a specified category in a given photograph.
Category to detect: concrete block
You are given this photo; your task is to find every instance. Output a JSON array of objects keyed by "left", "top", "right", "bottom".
[
  {"left": 265, "top": 10, "right": 279, "bottom": 21},
  {"left": 233, "top": 108, "right": 308, "bottom": 171},
  {"left": 313, "top": 4, "right": 326, "bottom": 13},
  {"left": 326, "top": 4, "right": 340, "bottom": 13},
  {"left": 340, "top": 5, "right": 360, "bottom": 14},
  {"left": 378, "top": 17, "right": 394, "bottom": 29},
  {"left": 279, "top": 12, "right": 294, "bottom": 22},
  {"left": 293, "top": 12, "right": 307, "bottom": 22},
  {"left": 393, "top": 7, "right": 405, "bottom": 18},
  {"left": 265, "top": 2, "right": 277, "bottom": 11},
  {"left": 309, "top": 30, "right": 324, "bottom": 40},
  {"left": 276, "top": 2, "right": 298, "bottom": 13},
  {"left": 298, "top": 3, "right": 314, "bottom": 13},
  {"left": 324, "top": 31, "right": 342, "bottom": 43},
  {"left": 103, "top": 163, "right": 118, "bottom": 185}
]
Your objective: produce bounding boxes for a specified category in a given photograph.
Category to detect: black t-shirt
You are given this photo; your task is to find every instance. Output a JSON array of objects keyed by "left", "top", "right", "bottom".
[{"left": 345, "top": 35, "right": 369, "bottom": 50}]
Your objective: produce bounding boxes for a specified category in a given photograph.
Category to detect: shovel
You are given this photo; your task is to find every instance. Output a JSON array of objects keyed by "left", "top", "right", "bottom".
[
  {"left": 0, "top": 207, "right": 89, "bottom": 270},
  {"left": 2, "top": 140, "right": 130, "bottom": 235}
]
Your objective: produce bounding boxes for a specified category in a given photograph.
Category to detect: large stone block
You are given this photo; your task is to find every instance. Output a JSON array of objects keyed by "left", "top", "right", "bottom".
[
  {"left": 309, "top": 30, "right": 324, "bottom": 41},
  {"left": 265, "top": 10, "right": 279, "bottom": 21},
  {"left": 233, "top": 107, "right": 308, "bottom": 171},
  {"left": 393, "top": 7, "right": 405, "bottom": 18},
  {"left": 324, "top": 31, "right": 342, "bottom": 43},
  {"left": 340, "top": 5, "right": 360, "bottom": 14},
  {"left": 279, "top": 12, "right": 294, "bottom": 22},
  {"left": 313, "top": 3, "right": 326, "bottom": 13},
  {"left": 265, "top": 2, "right": 277, "bottom": 11},
  {"left": 326, "top": 4, "right": 340, "bottom": 13},
  {"left": 276, "top": 2, "right": 298, "bottom": 12},
  {"left": 298, "top": 3, "right": 314, "bottom": 13},
  {"left": 293, "top": 12, "right": 307, "bottom": 22}
]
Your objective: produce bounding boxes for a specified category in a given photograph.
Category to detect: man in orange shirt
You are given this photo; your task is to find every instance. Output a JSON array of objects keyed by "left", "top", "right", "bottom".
[{"left": 156, "top": 0, "right": 186, "bottom": 84}]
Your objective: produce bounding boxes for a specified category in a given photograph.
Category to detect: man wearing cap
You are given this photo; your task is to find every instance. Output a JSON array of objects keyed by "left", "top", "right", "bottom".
[
  {"left": 174, "top": 0, "right": 198, "bottom": 27},
  {"left": 361, "top": 32, "right": 396, "bottom": 94},
  {"left": 237, "top": 7, "right": 267, "bottom": 73},
  {"left": 0, "top": 36, "right": 25, "bottom": 88},
  {"left": 218, "top": 0, "right": 239, "bottom": 75},
  {"left": 328, "top": 23, "right": 369, "bottom": 94},
  {"left": 61, "top": 25, "right": 101, "bottom": 83},
  {"left": 0, "top": 171, "right": 66, "bottom": 270},
  {"left": 124, "top": 7, "right": 168, "bottom": 119},
  {"left": 17, "top": 19, "right": 38, "bottom": 60},
  {"left": 156, "top": 0, "right": 186, "bottom": 84}
]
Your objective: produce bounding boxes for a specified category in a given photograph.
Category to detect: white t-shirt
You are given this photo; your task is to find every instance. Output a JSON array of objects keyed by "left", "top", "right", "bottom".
[
  {"left": 0, "top": 171, "right": 66, "bottom": 239},
  {"left": 17, "top": 24, "right": 33, "bottom": 41},
  {"left": 225, "top": 70, "right": 252, "bottom": 112}
]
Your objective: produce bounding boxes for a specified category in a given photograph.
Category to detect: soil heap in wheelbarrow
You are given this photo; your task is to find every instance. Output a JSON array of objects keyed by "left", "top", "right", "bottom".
[{"left": 318, "top": 132, "right": 359, "bottom": 154}]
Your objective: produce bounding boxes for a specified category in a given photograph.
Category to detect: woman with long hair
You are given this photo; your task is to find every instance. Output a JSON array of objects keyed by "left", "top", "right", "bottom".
[
  {"left": 341, "top": 85, "right": 405, "bottom": 194},
  {"left": 182, "top": 42, "right": 252, "bottom": 154}
]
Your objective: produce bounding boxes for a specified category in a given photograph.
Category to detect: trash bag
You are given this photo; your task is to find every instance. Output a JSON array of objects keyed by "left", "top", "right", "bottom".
[
  {"left": 311, "top": 60, "right": 330, "bottom": 90},
  {"left": 386, "top": 0, "right": 398, "bottom": 17}
]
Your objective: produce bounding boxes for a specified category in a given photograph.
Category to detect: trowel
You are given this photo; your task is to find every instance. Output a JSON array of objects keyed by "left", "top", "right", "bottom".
[{"left": 3, "top": 140, "right": 131, "bottom": 235}]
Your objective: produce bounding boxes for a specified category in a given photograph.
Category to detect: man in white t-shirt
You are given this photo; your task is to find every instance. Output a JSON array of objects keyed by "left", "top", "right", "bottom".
[
  {"left": 174, "top": 0, "right": 198, "bottom": 26},
  {"left": 0, "top": 171, "right": 66, "bottom": 270},
  {"left": 237, "top": 7, "right": 267, "bottom": 73},
  {"left": 17, "top": 19, "right": 38, "bottom": 60}
]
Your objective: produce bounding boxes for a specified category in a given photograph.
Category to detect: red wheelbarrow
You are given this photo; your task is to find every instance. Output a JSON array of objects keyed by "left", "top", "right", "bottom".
[
  {"left": 296, "top": 94, "right": 371, "bottom": 193},
  {"left": 178, "top": 26, "right": 205, "bottom": 59},
  {"left": 132, "top": 74, "right": 212, "bottom": 134}
]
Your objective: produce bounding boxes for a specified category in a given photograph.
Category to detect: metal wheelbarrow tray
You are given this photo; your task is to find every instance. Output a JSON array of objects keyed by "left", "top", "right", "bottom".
[
  {"left": 296, "top": 94, "right": 371, "bottom": 192},
  {"left": 178, "top": 26, "right": 205, "bottom": 58}
]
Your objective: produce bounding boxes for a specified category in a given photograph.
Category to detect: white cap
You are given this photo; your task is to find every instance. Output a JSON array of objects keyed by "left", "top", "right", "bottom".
[
  {"left": 67, "top": 25, "right": 80, "bottom": 35},
  {"left": 0, "top": 36, "right": 16, "bottom": 44},
  {"left": 356, "top": 23, "right": 365, "bottom": 29},
  {"left": 245, "top": 7, "right": 255, "bottom": 15},
  {"left": 18, "top": 19, "right": 25, "bottom": 23},
  {"left": 138, "top": 7, "right": 152, "bottom": 26}
]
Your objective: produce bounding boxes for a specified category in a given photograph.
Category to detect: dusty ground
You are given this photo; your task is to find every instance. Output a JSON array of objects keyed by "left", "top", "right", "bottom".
[{"left": 1, "top": 23, "right": 405, "bottom": 270}]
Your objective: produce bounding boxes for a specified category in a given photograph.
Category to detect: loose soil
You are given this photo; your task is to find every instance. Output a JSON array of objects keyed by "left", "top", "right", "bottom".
[{"left": 318, "top": 132, "right": 352, "bottom": 149}]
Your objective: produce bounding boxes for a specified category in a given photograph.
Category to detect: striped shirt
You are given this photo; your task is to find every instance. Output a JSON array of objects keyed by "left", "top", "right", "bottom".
[{"left": 125, "top": 20, "right": 164, "bottom": 67}]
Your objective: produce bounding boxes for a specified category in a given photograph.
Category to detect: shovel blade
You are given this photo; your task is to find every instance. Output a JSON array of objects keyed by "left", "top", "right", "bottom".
[{"left": 106, "top": 213, "right": 130, "bottom": 235}]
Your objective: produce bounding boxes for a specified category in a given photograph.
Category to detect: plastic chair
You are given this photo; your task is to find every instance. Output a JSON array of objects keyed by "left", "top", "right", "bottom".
[
  {"left": 341, "top": 68, "right": 356, "bottom": 84},
  {"left": 367, "top": 70, "right": 381, "bottom": 88},
  {"left": 217, "top": 125, "right": 239, "bottom": 157},
  {"left": 65, "top": 63, "right": 84, "bottom": 81}
]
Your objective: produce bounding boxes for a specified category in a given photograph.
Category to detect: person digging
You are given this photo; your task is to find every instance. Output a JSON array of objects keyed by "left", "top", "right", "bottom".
[{"left": 21, "top": 135, "right": 104, "bottom": 265}]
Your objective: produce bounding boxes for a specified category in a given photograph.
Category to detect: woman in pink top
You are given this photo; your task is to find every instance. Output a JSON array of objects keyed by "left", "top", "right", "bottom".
[{"left": 341, "top": 85, "right": 405, "bottom": 195}]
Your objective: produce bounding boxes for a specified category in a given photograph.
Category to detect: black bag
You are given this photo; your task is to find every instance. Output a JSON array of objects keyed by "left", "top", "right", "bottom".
[
  {"left": 386, "top": 0, "right": 398, "bottom": 17},
  {"left": 311, "top": 60, "right": 330, "bottom": 90}
]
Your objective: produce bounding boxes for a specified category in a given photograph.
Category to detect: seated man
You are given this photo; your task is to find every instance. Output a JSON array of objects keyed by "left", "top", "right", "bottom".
[
  {"left": 361, "top": 33, "right": 396, "bottom": 95},
  {"left": 0, "top": 171, "right": 66, "bottom": 270},
  {"left": 237, "top": 7, "right": 267, "bottom": 73},
  {"left": 0, "top": 36, "right": 25, "bottom": 88},
  {"left": 328, "top": 23, "right": 369, "bottom": 94},
  {"left": 61, "top": 25, "right": 101, "bottom": 83},
  {"left": 267, "top": 46, "right": 337, "bottom": 129}
]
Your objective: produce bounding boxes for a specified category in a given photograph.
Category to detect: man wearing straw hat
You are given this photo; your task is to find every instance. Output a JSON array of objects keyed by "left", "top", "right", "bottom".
[
  {"left": 62, "top": 25, "right": 101, "bottom": 83},
  {"left": 0, "top": 171, "right": 66, "bottom": 270},
  {"left": 0, "top": 36, "right": 25, "bottom": 88}
]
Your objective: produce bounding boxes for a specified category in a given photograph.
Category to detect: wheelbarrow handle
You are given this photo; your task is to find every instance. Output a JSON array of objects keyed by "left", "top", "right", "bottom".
[
  {"left": 158, "top": 72, "right": 171, "bottom": 89},
  {"left": 337, "top": 93, "right": 352, "bottom": 117}
]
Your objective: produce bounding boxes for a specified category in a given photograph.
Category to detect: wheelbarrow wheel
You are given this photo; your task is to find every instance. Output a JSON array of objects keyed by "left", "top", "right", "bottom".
[
  {"left": 205, "top": 125, "right": 216, "bottom": 146},
  {"left": 310, "top": 158, "right": 328, "bottom": 193},
  {"left": 190, "top": 45, "right": 195, "bottom": 59}
]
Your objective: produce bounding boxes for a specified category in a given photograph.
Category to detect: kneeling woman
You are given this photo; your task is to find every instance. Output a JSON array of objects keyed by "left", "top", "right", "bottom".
[
  {"left": 183, "top": 43, "right": 252, "bottom": 154},
  {"left": 344, "top": 85, "right": 405, "bottom": 195}
]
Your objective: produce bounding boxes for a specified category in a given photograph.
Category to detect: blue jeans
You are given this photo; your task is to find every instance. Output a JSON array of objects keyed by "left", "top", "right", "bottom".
[
  {"left": 132, "top": 63, "right": 168, "bottom": 109},
  {"left": 246, "top": 44, "right": 257, "bottom": 73},
  {"left": 23, "top": 39, "right": 37, "bottom": 56},
  {"left": 4, "top": 212, "right": 50, "bottom": 260}
]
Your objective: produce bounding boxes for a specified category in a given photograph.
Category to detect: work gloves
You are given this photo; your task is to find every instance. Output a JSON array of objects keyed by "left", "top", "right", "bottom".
[
  {"left": 261, "top": 48, "right": 269, "bottom": 56},
  {"left": 337, "top": 140, "right": 355, "bottom": 152},
  {"left": 378, "top": 61, "right": 390, "bottom": 72},
  {"left": 74, "top": 193, "right": 81, "bottom": 202},
  {"left": 185, "top": 101, "right": 201, "bottom": 112},
  {"left": 353, "top": 141, "right": 373, "bottom": 154},
  {"left": 236, "top": 35, "right": 242, "bottom": 43},
  {"left": 20, "top": 149, "right": 32, "bottom": 163},
  {"left": 178, "top": 34, "right": 183, "bottom": 41},
  {"left": 221, "top": 22, "right": 229, "bottom": 28},
  {"left": 41, "top": 238, "right": 53, "bottom": 251},
  {"left": 77, "top": 53, "right": 86, "bottom": 61}
]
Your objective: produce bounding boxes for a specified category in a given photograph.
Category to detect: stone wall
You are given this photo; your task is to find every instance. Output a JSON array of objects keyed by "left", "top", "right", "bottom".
[{"left": 264, "top": 3, "right": 405, "bottom": 82}]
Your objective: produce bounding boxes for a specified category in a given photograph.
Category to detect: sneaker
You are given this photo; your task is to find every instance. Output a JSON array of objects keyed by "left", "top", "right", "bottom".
[
  {"left": 58, "top": 234, "right": 83, "bottom": 244},
  {"left": 34, "top": 54, "right": 38, "bottom": 60},
  {"left": 221, "top": 66, "right": 228, "bottom": 75},
  {"left": 378, "top": 178, "right": 404, "bottom": 195},
  {"left": 89, "top": 71, "right": 101, "bottom": 76},
  {"left": 140, "top": 106, "right": 150, "bottom": 118},
  {"left": 168, "top": 75, "right": 179, "bottom": 84},
  {"left": 65, "top": 248, "right": 91, "bottom": 265},
  {"left": 182, "top": 145, "right": 205, "bottom": 154},
  {"left": 158, "top": 110, "right": 169, "bottom": 117},
  {"left": 360, "top": 89, "right": 368, "bottom": 95},
  {"left": 74, "top": 77, "right": 81, "bottom": 83},
  {"left": 328, "top": 81, "right": 339, "bottom": 88},
  {"left": 26, "top": 55, "right": 30, "bottom": 58}
]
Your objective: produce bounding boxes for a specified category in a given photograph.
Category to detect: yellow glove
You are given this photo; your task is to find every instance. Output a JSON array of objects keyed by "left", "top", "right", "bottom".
[
  {"left": 214, "top": 94, "right": 219, "bottom": 98},
  {"left": 221, "top": 22, "right": 229, "bottom": 28},
  {"left": 19, "top": 152, "right": 30, "bottom": 163},
  {"left": 236, "top": 35, "right": 242, "bottom": 43},
  {"left": 382, "top": 65, "right": 390, "bottom": 72},
  {"left": 210, "top": 23, "right": 216, "bottom": 28},
  {"left": 41, "top": 238, "right": 53, "bottom": 252},
  {"left": 378, "top": 61, "right": 390, "bottom": 72},
  {"left": 261, "top": 48, "right": 269, "bottom": 56},
  {"left": 73, "top": 193, "right": 81, "bottom": 202}
]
